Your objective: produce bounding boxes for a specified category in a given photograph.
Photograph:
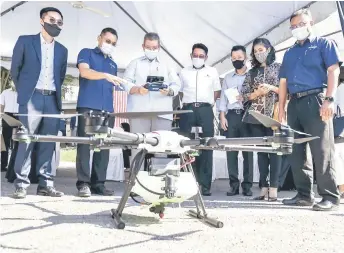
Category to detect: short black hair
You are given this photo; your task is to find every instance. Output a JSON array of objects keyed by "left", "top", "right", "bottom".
[
  {"left": 250, "top": 38, "right": 276, "bottom": 69},
  {"left": 144, "top": 32, "right": 160, "bottom": 44},
  {"left": 231, "top": 45, "right": 246, "bottom": 55},
  {"left": 40, "top": 7, "right": 63, "bottom": 20},
  {"left": 192, "top": 43, "right": 208, "bottom": 55},
  {"left": 290, "top": 8, "right": 312, "bottom": 22},
  {"left": 100, "top": 27, "right": 118, "bottom": 38}
]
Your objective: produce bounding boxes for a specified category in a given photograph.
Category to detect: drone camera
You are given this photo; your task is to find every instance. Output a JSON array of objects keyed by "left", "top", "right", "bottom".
[{"left": 162, "top": 174, "right": 177, "bottom": 198}]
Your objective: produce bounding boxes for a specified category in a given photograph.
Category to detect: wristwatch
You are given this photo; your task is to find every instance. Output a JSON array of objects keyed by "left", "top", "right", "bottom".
[{"left": 324, "top": 96, "right": 334, "bottom": 102}]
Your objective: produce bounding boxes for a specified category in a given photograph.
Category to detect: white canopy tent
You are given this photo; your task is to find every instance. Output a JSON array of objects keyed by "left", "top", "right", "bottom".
[{"left": 0, "top": 1, "right": 339, "bottom": 77}]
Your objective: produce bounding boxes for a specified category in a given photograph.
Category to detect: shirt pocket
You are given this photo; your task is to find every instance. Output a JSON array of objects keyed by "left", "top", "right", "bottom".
[{"left": 303, "top": 47, "right": 321, "bottom": 67}]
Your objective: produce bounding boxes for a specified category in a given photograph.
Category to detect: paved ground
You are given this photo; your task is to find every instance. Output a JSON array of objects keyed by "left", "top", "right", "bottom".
[{"left": 1, "top": 164, "right": 343, "bottom": 253}]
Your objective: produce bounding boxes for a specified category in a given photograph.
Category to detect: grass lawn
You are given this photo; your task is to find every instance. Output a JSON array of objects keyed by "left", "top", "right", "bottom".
[{"left": 60, "top": 148, "right": 77, "bottom": 162}]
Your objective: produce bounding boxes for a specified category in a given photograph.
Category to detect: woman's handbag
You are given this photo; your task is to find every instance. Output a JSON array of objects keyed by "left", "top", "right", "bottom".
[{"left": 334, "top": 105, "right": 344, "bottom": 138}]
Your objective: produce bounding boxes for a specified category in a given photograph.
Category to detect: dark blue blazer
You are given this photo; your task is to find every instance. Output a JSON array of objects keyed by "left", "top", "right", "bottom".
[{"left": 10, "top": 33, "right": 68, "bottom": 110}]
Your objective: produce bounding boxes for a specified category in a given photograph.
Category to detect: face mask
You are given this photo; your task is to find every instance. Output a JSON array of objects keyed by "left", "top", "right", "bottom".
[
  {"left": 254, "top": 51, "right": 269, "bottom": 64},
  {"left": 192, "top": 58, "right": 205, "bottom": 68},
  {"left": 232, "top": 60, "right": 245, "bottom": 70},
  {"left": 292, "top": 26, "right": 310, "bottom": 41},
  {"left": 144, "top": 49, "right": 159, "bottom": 60},
  {"left": 42, "top": 22, "right": 61, "bottom": 37},
  {"left": 100, "top": 42, "right": 115, "bottom": 56}
]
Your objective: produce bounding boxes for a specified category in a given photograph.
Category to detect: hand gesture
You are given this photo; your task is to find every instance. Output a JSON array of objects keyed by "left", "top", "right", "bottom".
[{"left": 105, "top": 73, "right": 121, "bottom": 86}]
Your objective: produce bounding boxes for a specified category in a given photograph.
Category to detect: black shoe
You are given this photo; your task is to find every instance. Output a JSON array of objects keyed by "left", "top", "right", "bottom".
[
  {"left": 282, "top": 194, "right": 314, "bottom": 206},
  {"left": 202, "top": 188, "right": 212, "bottom": 196},
  {"left": 78, "top": 185, "right": 91, "bottom": 197},
  {"left": 91, "top": 185, "right": 114, "bottom": 196},
  {"left": 226, "top": 187, "right": 239, "bottom": 196},
  {"left": 242, "top": 188, "right": 253, "bottom": 196},
  {"left": 12, "top": 187, "right": 27, "bottom": 199},
  {"left": 37, "top": 186, "right": 64, "bottom": 197},
  {"left": 312, "top": 200, "right": 339, "bottom": 211}
]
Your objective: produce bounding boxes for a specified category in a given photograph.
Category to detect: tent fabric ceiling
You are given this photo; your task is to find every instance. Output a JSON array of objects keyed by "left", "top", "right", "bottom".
[{"left": 0, "top": 1, "right": 337, "bottom": 75}]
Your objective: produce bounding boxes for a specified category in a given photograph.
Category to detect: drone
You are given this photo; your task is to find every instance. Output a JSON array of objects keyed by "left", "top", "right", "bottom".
[{"left": 0, "top": 109, "right": 319, "bottom": 230}]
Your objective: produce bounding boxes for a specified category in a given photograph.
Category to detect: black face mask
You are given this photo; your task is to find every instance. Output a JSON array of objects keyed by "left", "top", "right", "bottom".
[
  {"left": 43, "top": 22, "right": 61, "bottom": 37},
  {"left": 232, "top": 60, "right": 245, "bottom": 70}
]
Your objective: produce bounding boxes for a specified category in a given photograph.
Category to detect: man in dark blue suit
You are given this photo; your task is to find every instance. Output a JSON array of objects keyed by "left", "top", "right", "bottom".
[{"left": 10, "top": 7, "right": 68, "bottom": 199}]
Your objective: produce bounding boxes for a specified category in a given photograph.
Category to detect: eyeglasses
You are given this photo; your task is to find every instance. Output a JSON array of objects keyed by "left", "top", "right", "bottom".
[
  {"left": 46, "top": 16, "right": 63, "bottom": 27},
  {"left": 192, "top": 54, "right": 206, "bottom": 59},
  {"left": 144, "top": 46, "right": 159, "bottom": 51},
  {"left": 290, "top": 22, "right": 307, "bottom": 30}
]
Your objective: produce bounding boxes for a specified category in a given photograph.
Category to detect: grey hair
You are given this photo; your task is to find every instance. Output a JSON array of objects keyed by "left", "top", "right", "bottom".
[
  {"left": 144, "top": 32, "right": 160, "bottom": 44},
  {"left": 290, "top": 8, "right": 312, "bottom": 22}
]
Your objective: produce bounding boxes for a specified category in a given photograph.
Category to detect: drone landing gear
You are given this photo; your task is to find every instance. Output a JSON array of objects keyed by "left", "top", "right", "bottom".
[
  {"left": 180, "top": 154, "right": 224, "bottom": 228},
  {"left": 111, "top": 151, "right": 223, "bottom": 229}
]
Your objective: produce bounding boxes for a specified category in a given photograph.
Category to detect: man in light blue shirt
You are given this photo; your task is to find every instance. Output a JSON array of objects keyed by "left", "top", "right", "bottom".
[{"left": 219, "top": 45, "right": 253, "bottom": 196}]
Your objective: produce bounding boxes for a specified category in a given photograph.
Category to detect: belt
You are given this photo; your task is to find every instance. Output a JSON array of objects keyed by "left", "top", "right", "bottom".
[
  {"left": 183, "top": 102, "right": 211, "bottom": 108},
  {"left": 35, "top": 88, "right": 56, "bottom": 96},
  {"left": 290, "top": 88, "right": 323, "bottom": 99},
  {"left": 228, "top": 109, "right": 244, "bottom": 114}
]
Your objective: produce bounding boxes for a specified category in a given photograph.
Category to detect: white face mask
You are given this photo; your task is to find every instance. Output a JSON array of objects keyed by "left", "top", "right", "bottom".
[
  {"left": 192, "top": 58, "right": 205, "bottom": 68},
  {"left": 100, "top": 42, "right": 115, "bottom": 56},
  {"left": 292, "top": 26, "right": 310, "bottom": 41},
  {"left": 144, "top": 49, "right": 159, "bottom": 60}
]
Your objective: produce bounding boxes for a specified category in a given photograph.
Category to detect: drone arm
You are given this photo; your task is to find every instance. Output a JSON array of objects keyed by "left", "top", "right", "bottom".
[
  {"left": 108, "top": 129, "right": 158, "bottom": 146},
  {"left": 194, "top": 145, "right": 291, "bottom": 154},
  {"left": 13, "top": 133, "right": 98, "bottom": 145},
  {"left": 181, "top": 136, "right": 273, "bottom": 147}
]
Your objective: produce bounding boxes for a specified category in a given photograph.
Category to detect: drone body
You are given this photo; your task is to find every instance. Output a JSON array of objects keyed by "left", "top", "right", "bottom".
[{"left": 0, "top": 109, "right": 319, "bottom": 229}]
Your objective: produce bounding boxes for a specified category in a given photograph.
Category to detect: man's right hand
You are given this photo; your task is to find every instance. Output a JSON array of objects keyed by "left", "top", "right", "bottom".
[
  {"left": 138, "top": 86, "right": 149, "bottom": 95},
  {"left": 220, "top": 116, "right": 228, "bottom": 131},
  {"left": 104, "top": 73, "right": 121, "bottom": 86}
]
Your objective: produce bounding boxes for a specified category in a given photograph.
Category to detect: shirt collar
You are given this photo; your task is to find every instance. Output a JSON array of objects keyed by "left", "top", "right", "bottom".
[
  {"left": 40, "top": 33, "right": 54, "bottom": 45},
  {"left": 142, "top": 55, "right": 160, "bottom": 63},
  {"left": 295, "top": 33, "right": 316, "bottom": 46},
  {"left": 232, "top": 67, "right": 248, "bottom": 77}
]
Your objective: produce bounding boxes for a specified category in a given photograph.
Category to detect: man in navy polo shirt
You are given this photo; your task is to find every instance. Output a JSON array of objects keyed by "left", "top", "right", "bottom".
[
  {"left": 76, "top": 27, "right": 123, "bottom": 197},
  {"left": 278, "top": 9, "right": 341, "bottom": 211}
]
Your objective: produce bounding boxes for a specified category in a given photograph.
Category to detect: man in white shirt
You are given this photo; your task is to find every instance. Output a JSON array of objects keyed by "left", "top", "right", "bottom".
[
  {"left": 0, "top": 83, "right": 19, "bottom": 171},
  {"left": 219, "top": 45, "right": 253, "bottom": 197},
  {"left": 123, "top": 32, "right": 180, "bottom": 132},
  {"left": 123, "top": 32, "right": 181, "bottom": 166},
  {"left": 179, "top": 43, "right": 221, "bottom": 196}
]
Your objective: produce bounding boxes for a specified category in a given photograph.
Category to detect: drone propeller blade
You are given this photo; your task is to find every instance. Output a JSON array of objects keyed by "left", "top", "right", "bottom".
[
  {"left": 292, "top": 129, "right": 312, "bottom": 137},
  {"left": 0, "top": 113, "right": 22, "bottom": 127},
  {"left": 112, "top": 110, "right": 193, "bottom": 119},
  {"left": 248, "top": 111, "right": 281, "bottom": 128},
  {"left": 16, "top": 113, "right": 81, "bottom": 119},
  {"left": 249, "top": 111, "right": 312, "bottom": 136},
  {"left": 294, "top": 136, "right": 319, "bottom": 144}
]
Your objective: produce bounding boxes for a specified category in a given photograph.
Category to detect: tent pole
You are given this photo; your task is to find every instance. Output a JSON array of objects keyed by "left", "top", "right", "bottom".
[
  {"left": 211, "top": 1, "right": 316, "bottom": 67},
  {"left": 113, "top": 1, "right": 184, "bottom": 68},
  {"left": 336, "top": 1, "right": 344, "bottom": 37},
  {"left": 1, "top": 1, "right": 27, "bottom": 17}
]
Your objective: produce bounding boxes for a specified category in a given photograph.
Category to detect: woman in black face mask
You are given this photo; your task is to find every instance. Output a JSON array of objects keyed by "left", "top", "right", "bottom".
[{"left": 240, "top": 38, "right": 282, "bottom": 201}]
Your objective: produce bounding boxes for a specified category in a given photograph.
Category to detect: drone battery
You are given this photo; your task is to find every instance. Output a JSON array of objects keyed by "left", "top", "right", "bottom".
[{"left": 149, "top": 157, "right": 180, "bottom": 177}]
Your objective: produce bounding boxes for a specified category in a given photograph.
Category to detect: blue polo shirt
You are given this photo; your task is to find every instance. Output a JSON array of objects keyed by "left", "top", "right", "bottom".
[
  {"left": 76, "top": 47, "right": 118, "bottom": 112},
  {"left": 279, "top": 36, "right": 342, "bottom": 94}
]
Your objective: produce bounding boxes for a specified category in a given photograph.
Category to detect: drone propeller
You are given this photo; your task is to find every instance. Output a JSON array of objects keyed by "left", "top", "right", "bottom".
[
  {"left": 293, "top": 136, "right": 319, "bottom": 144},
  {"left": 112, "top": 110, "right": 193, "bottom": 119},
  {"left": 0, "top": 113, "right": 23, "bottom": 127},
  {"left": 16, "top": 113, "right": 81, "bottom": 119},
  {"left": 15, "top": 110, "right": 193, "bottom": 119},
  {"left": 248, "top": 111, "right": 311, "bottom": 136}
]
